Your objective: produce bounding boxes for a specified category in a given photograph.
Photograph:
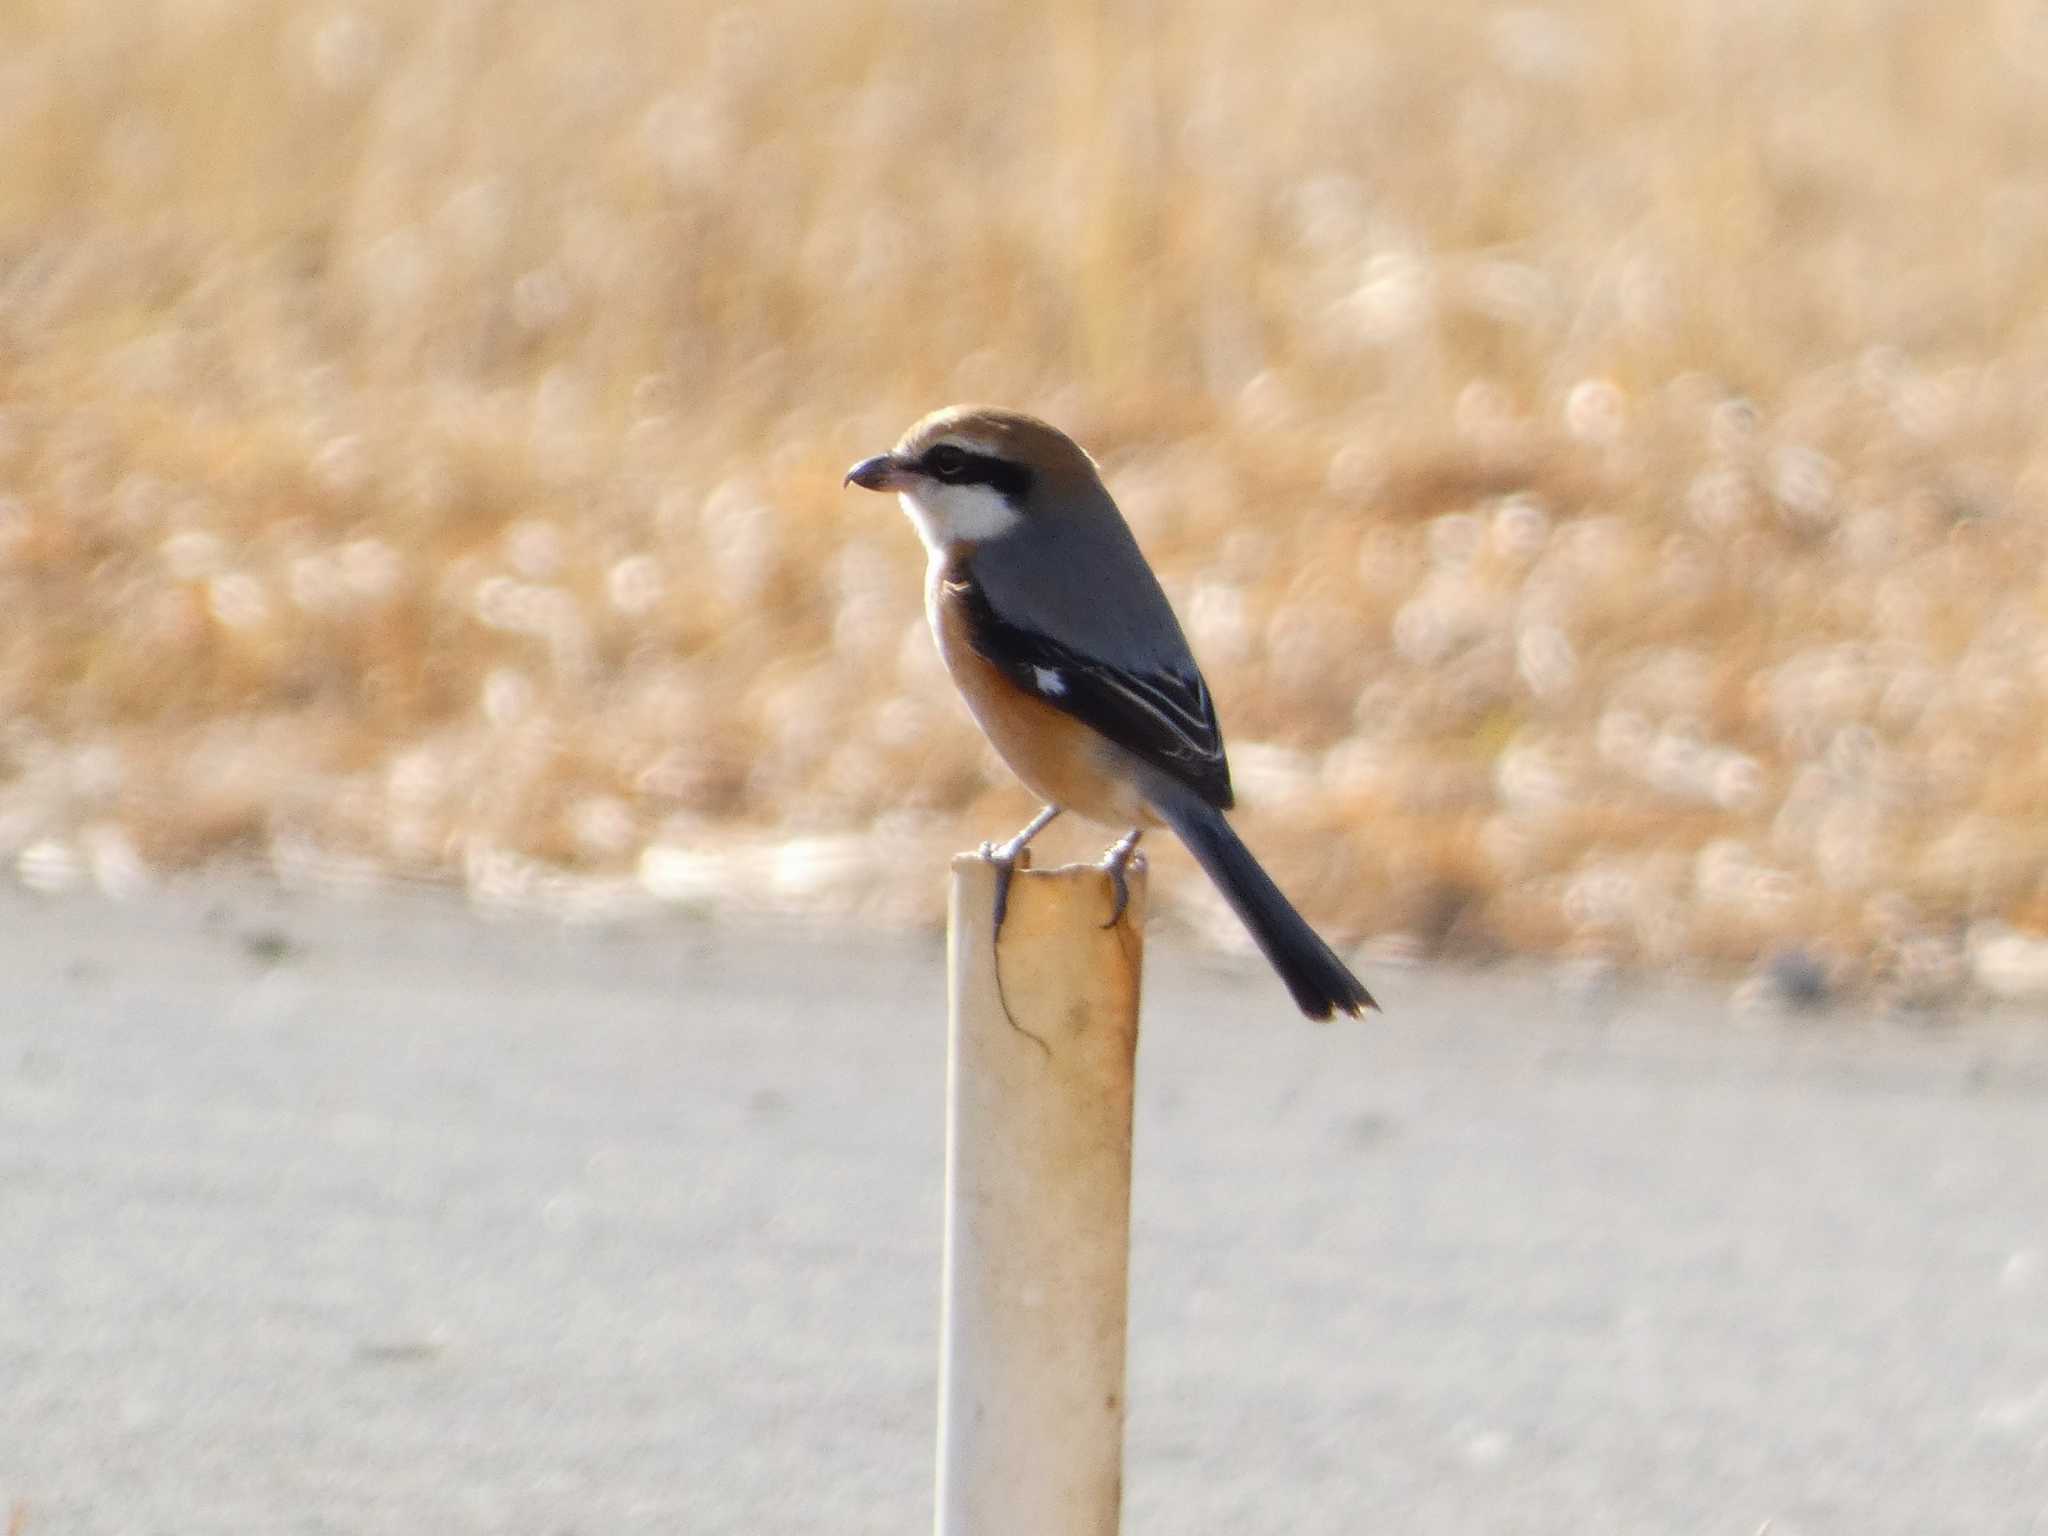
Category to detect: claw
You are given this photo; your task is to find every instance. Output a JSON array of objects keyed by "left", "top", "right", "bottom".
[
  {"left": 989, "top": 844, "right": 1024, "bottom": 936},
  {"left": 980, "top": 805, "right": 1063, "bottom": 1054},
  {"left": 984, "top": 805, "right": 1061, "bottom": 943},
  {"left": 1099, "top": 829, "right": 1144, "bottom": 929}
]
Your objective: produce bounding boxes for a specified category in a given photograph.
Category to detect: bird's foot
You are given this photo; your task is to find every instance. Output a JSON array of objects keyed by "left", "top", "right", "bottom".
[
  {"left": 984, "top": 838, "right": 1028, "bottom": 940},
  {"left": 980, "top": 806, "right": 1062, "bottom": 1056},
  {"left": 1098, "top": 829, "right": 1144, "bottom": 929},
  {"left": 984, "top": 805, "right": 1062, "bottom": 941}
]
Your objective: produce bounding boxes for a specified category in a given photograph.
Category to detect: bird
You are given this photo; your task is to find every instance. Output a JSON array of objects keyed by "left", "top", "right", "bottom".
[{"left": 844, "top": 405, "right": 1375, "bottom": 1020}]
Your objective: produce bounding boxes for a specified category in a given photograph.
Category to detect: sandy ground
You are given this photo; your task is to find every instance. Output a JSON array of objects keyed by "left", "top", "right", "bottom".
[{"left": 2, "top": 877, "right": 2046, "bottom": 1535}]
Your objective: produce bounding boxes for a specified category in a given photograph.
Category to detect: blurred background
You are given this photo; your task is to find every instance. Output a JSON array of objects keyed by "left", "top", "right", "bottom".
[
  {"left": 5, "top": 0, "right": 2048, "bottom": 1000},
  {"left": 9, "top": 7, "right": 2048, "bottom": 1534}
]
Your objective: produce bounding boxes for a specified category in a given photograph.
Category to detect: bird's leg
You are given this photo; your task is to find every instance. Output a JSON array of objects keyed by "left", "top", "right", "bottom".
[
  {"left": 982, "top": 804, "right": 1062, "bottom": 940},
  {"left": 1099, "top": 828, "right": 1144, "bottom": 929}
]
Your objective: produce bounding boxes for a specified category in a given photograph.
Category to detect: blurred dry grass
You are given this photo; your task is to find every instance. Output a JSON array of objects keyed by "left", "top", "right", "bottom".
[{"left": 5, "top": 0, "right": 2048, "bottom": 999}]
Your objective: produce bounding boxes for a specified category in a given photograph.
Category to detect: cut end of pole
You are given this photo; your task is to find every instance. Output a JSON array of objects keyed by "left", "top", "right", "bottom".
[{"left": 948, "top": 851, "right": 1147, "bottom": 1043}]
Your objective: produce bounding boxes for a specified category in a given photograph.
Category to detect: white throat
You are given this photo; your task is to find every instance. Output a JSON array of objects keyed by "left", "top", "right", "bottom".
[{"left": 896, "top": 481, "right": 1022, "bottom": 553}]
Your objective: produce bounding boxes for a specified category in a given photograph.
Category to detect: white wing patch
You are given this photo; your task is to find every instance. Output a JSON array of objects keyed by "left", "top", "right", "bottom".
[{"left": 1032, "top": 665, "right": 1066, "bottom": 697}]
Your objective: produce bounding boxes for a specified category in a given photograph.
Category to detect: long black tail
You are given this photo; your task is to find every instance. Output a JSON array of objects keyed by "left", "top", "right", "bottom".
[{"left": 1155, "top": 787, "right": 1376, "bottom": 1020}]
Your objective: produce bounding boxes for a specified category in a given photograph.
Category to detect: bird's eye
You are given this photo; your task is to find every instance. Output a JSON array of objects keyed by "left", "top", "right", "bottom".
[{"left": 925, "top": 445, "right": 969, "bottom": 480}]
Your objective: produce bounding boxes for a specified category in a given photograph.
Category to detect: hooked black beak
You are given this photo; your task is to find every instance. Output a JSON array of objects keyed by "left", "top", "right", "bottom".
[{"left": 843, "top": 453, "right": 905, "bottom": 491}]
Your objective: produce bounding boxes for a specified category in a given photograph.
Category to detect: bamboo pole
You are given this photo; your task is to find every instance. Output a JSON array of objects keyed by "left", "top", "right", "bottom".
[{"left": 935, "top": 850, "right": 1146, "bottom": 1536}]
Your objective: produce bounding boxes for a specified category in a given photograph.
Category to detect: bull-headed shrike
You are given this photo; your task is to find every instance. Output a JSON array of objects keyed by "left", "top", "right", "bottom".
[{"left": 846, "top": 405, "right": 1375, "bottom": 1020}]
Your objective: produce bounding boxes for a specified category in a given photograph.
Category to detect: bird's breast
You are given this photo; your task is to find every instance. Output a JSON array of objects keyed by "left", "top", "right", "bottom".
[{"left": 923, "top": 552, "right": 1154, "bottom": 828}]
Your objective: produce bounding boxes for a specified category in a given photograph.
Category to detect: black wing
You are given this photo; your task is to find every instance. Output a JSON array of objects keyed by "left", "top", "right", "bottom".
[{"left": 953, "top": 573, "right": 1234, "bottom": 811}]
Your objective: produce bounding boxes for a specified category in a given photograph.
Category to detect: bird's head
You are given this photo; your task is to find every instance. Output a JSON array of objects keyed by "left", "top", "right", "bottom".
[{"left": 843, "top": 405, "right": 1105, "bottom": 552}]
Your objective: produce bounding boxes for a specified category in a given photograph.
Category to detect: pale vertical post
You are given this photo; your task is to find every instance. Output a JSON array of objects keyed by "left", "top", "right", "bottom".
[{"left": 936, "top": 852, "right": 1146, "bottom": 1536}]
